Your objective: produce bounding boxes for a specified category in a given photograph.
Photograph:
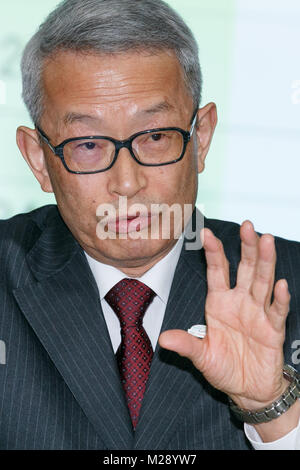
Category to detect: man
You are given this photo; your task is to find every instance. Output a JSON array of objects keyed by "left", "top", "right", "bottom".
[{"left": 0, "top": 0, "right": 299, "bottom": 450}]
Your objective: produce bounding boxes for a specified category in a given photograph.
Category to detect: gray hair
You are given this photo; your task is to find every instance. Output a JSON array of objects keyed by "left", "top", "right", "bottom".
[{"left": 21, "top": 0, "right": 202, "bottom": 126}]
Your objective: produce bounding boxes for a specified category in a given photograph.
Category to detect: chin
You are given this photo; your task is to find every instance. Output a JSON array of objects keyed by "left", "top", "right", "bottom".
[{"left": 92, "top": 235, "right": 176, "bottom": 266}]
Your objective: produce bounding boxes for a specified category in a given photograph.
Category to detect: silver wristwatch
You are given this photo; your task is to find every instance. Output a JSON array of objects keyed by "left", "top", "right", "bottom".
[{"left": 228, "top": 364, "right": 300, "bottom": 424}]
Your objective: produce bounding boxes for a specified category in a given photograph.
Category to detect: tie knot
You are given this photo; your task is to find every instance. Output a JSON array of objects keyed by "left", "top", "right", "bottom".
[{"left": 105, "top": 278, "right": 156, "bottom": 327}]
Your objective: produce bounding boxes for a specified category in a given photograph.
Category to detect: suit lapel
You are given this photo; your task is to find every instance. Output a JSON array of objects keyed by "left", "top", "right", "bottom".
[
  {"left": 13, "top": 209, "right": 134, "bottom": 450},
  {"left": 133, "top": 241, "right": 208, "bottom": 449}
]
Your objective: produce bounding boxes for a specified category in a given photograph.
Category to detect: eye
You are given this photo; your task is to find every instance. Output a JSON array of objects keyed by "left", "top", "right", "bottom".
[
  {"left": 80, "top": 142, "right": 96, "bottom": 150},
  {"left": 151, "top": 133, "right": 163, "bottom": 142}
]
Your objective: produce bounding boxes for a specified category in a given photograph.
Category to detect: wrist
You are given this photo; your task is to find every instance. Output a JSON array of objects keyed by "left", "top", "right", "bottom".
[
  {"left": 228, "top": 364, "right": 300, "bottom": 425},
  {"left": 229, "top": 378, "right": 290, "bottom": 411},
  {"left": 252, "top": 399, "right": 300, "bottom": 443}
]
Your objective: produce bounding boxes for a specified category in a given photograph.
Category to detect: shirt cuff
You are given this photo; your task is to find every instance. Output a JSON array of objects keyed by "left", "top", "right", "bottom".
[{"left": 244, "top": 401, "right": 300, "bottom": 450}]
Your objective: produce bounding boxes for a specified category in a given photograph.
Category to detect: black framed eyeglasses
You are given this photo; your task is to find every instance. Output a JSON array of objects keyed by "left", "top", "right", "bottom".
[{"left": 35, "top": 109, "right": 198, "bottom": 175}]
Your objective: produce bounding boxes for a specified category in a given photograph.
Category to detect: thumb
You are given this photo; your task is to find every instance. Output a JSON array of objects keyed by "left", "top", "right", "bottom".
[{"left": 158, "top": 329, "right": 206, "bottom": 369}]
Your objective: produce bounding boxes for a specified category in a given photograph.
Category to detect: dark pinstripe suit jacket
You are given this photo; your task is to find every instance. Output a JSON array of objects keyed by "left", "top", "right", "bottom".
[{"left": 1, "top": 204, "right": 300, "bottom": 450}]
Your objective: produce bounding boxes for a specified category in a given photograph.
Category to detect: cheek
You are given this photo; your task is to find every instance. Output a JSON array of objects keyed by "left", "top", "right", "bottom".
[
  {"left": 45, "top": 154, "right": 101, "bottom": 214},
  {"left": 158, "top": 155, "right": 198, "bottom": 202}
]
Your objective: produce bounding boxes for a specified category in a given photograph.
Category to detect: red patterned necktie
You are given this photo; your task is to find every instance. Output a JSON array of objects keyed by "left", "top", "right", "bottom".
[{"left": 105, "top": 278, "right": 156, "bottom": 429}]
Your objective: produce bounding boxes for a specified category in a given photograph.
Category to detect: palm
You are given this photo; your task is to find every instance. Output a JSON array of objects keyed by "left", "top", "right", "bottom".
[
  {"left": 200, "top": 288, "right": 284, "bottom": 401},
  {"left": 160, "top": 221, "right": 290, "bottom": 408}
]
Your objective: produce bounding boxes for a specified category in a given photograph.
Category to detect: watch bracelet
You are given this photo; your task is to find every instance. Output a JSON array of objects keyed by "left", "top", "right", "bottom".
[{"left": 228, "top": 364, "right": 300, "bottom": 424}]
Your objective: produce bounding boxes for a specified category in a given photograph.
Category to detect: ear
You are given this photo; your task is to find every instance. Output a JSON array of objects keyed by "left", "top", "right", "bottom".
[
  {"left": 194, "top": 102, "right": 218, "bottom": 173},
  {"left": 16, "top": 126, "right": 54, "bottom": 193}
]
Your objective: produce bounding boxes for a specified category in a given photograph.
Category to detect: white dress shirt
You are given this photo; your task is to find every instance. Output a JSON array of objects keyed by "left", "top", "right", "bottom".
[
  {"left": 84, "top": 238, "right": 300, "bottom": 450},
  {"left": 85, "top": 236, "right": 184, "bottom": 353}
]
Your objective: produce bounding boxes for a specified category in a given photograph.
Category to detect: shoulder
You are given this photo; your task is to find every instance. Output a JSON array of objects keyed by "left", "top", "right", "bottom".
[
  {"left": 0, "top": 204, "right": 58, "bottom": 227},
  {"left": 0, "top": 204, "right": 59, "bottom": 244},
  {"left": 0, "top": 205, "right": 60, "bottom": 282},
  {"left": 204, "top": 216, "right": 300, "bottom": 278},
  {"left": 205, "top": 216, "right": 300, "bottom": 250}
]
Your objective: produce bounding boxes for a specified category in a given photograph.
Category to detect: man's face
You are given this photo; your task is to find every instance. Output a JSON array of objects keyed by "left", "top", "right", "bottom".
[{"left": 18, "top": 50, "right": 216, "bottom": 273}]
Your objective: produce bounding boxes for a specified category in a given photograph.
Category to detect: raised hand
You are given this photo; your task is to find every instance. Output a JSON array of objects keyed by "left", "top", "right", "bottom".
[{"left": 159, "top": 220, "right": 291, "bottom": 410}]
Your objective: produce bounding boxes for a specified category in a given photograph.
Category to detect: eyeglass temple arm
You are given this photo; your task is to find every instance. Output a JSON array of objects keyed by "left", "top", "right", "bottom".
[
  {"left": 35, "top": 126, "right": 56, "bottom": 153},
  {"left": 189, "top": 110, "right": 198, "bottom": 137}
]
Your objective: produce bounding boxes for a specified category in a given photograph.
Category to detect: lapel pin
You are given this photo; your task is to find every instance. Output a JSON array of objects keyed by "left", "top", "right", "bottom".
[
  {"left": 187, "top": 324, "right": 207, "bottom": 339},
  {"left": 0, "top": 340, "right": 6, "bottom": 365}
]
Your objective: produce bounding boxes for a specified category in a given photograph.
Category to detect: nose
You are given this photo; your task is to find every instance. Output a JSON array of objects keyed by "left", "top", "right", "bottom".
[{"left": 107, "top": 146, "right": 147, "bottom": 198}]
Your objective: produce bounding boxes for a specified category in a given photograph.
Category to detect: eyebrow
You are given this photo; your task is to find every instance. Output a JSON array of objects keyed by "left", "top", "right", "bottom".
[
  {"left": 62, "top": 102, "right": 174, "bottom": 126},
  {"left": 141, "top": 101, "right": 175, "bottom": 115},
  {"left": 63, "top": 112, "right": 98, "bottom": 126}
]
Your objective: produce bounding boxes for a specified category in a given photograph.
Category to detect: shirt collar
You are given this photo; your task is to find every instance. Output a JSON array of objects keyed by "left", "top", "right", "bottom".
[{"left": 84, "top": 236, "right": 184, "bottom": 304}]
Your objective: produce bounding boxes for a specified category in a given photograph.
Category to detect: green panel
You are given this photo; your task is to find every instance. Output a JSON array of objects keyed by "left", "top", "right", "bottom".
[{"left": 0, "top": 0, "right": 59, "bottom": 218}]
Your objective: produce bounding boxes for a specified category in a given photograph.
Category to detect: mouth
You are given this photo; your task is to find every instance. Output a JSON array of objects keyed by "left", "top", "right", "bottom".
[{"left": 106, "top": 213, "right": 158, "bottom": 234}]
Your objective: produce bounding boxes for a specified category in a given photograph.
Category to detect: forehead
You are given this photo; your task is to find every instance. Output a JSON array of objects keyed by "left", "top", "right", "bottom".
[{"left": 41, "top": 50, "right": 193, "bottom": 124}]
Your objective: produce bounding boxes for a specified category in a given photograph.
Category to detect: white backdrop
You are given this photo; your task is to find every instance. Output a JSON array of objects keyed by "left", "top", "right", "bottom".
[{"left": 201, "top": 0, "right": 300, "bottom": 241}]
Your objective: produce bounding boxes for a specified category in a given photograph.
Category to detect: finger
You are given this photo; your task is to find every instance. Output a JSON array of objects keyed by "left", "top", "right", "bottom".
[
  {"left": 251, "top": 234, "right": 276, "bottom": 308},
  {"left": 202, "top": 228, "right": 230, "bottom": 292},
  {"left": 236, "top": 221, "right": 259, "bottom": 291},
  {"left": 158, "top": 329, "right": 207, "bottom": 371},
  {"left": 267, "top": 279, "right": 290, "bottom": 332}
]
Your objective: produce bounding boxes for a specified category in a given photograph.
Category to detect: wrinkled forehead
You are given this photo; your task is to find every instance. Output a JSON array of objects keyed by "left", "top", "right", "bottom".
[{"left": 40, "top": 49, "right": 193, "bottom": 122}]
